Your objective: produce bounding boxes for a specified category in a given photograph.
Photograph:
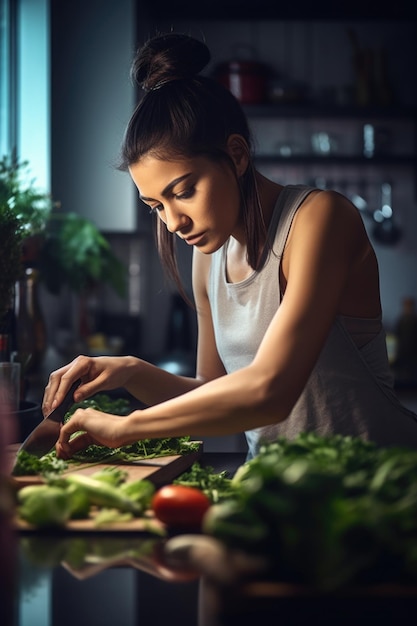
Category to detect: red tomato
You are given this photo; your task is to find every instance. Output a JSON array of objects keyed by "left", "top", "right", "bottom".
[{"left": 151, "top": 485, "right": 211, "bottom": 529}]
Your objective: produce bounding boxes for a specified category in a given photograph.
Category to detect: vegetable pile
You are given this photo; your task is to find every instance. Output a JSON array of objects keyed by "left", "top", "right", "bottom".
[
  {"left": 13, "top": 404, "right": 417, "bottom": 592},
  {"left": 17, "top": 466, "right": 157, "bottom": 529},
  {"left": 202, "top": 432, "right": 417, "bottom": 590},
  {"left": 12, "top": 393, "right": 200, "bottom": 530}
]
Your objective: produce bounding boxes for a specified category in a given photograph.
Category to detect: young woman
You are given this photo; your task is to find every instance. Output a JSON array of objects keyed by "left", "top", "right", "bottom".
[{"left": 43, "top": 33, "right": 417, "bottom": 460}]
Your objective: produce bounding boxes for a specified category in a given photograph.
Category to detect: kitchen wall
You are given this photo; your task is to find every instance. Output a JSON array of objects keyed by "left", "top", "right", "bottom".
[
  {"left": 46, "top": 6, "right": 416, "bottom": 386},
  {"left": 50, "top": 0, "right": 137, "bottom": 233},
  {"left": 133, "top": 17, "right": 417, "bottom": 335},
  {"left": 136, "top": 17, "right": 416, "bottom": 354},
  {"left": 46, "top": 0, "right": 140, "bottom": 358}
]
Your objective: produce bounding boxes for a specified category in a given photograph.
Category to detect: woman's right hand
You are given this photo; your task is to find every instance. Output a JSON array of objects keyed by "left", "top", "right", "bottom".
[{"left": 42, "top": 354, "right": 138, "bottom": 417}]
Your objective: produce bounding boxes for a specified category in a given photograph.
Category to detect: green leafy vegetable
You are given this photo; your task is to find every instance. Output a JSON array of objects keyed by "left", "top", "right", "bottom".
[
  {"left": 203, "top": 432, "right": 417, "bottom": 591},
  {"left": 120, "top": 479, "right": 155, "bottom": 511},
  {"left": 12, "top": 394, "right": 200, "bottom": 476},
  {"left": 73, "top": 436, "right": 200, "bottom": 464},
  {"left": 12, "top": 449, "right": 68, "bottom": 476},
  {"left": 16, "top": 472, "right": 157, "bottom": 529},
  {"left": 50, "top": 474, "right": 143, "bottom": 515},
  {"left": 90, "top": 466, "right": 128, "bottom": 486},
  {"left": 65, "top": 483, "right": 91, "bottom": 519},
  {"left": 174, "top": 462, "right": 233, "bottom": 503},
  {"left": 64, "top": 394, "right": 131, "bottom": 421},
  {"left": 18, "top": 484, "right": 74, "bottom": 527},
  {"left": 65, "top": 395, "right": 200, "bottom": 464},
  {"left": 93, "top": 508, "right": 134, "bottom": 526}
]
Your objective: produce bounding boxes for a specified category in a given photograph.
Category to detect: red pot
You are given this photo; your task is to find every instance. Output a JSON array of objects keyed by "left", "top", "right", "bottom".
[{"left": 214, "top": 60, "right": 269, "bottom": 104}]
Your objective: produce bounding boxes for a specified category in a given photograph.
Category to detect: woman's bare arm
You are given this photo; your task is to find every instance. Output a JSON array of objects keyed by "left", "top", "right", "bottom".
[{"left": 44, "top": 250, "right": 225, "bottom": 415}]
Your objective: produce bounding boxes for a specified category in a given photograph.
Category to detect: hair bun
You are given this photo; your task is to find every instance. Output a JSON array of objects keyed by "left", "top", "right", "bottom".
[{"left": 131, "top": 33, "right": 211, "bottom": 91}]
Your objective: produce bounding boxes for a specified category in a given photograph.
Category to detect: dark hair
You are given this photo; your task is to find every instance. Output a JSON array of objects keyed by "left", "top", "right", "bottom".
[{"left": 120, "top": 33, "right": 267, "bottom": 293}]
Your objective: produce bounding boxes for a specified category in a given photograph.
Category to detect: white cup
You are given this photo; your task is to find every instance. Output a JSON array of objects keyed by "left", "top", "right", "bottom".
[{"left": 0, "top": 362, "right": 21, "bottom": 412}]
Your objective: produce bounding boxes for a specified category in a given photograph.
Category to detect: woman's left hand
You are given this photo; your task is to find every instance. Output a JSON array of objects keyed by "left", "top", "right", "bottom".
[{"left": 56, "top": 407, "right": 133, "bottom": 459}]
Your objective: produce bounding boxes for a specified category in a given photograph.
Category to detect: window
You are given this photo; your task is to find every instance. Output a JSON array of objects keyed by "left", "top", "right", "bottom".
[
  {"left": 0, "top": 0, "right": 16, "bottom": 157},
  {"left": 0, "top": 0, "right": 49, "bottom": 187}
]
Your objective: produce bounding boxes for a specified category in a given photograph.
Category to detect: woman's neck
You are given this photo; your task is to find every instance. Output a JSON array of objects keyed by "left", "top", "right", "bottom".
[
  {"left": 228, "top": 174, "right": 284, "bottom": 270},
  {"left": 255, "top": 172, "right": 284, "bottom": 229}
]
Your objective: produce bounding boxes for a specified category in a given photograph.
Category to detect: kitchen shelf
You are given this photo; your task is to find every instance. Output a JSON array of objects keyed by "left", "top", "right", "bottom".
[
  {"left": 245, "top": 103, "right": 417, "bottom": 197},
  {"left": 142, "top": 0, "right": 413, "bottom": 20},
  {"left": 243, "top": 104, "right": 417, "bottom": 120},
  {"left": 255, "top": 155, "right": 414, "bottom": 166}
]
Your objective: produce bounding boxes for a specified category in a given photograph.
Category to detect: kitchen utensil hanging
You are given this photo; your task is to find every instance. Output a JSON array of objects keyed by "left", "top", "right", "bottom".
[
  {"left": 349, "top": 180, "right": 402, "bottom": 246},
  {"left": 371, "top": 182, "right": 402, "bottom": 245}
]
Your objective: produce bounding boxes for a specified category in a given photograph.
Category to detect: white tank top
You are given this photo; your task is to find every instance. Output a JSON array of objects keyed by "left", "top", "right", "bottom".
[{"left": 208, "top": 185, "right": 417, "bottom": 458}]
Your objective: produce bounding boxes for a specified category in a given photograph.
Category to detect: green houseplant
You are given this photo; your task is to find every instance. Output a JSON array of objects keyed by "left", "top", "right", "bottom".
[
  {"left": 0, "top": 207, "right": 23, "bottom": 325},
  {"left": 0, "top": 153, "right": 127, "bottom": 371},
  {"left": 0, "top": 153, "right": 127, "bottom": 297}
]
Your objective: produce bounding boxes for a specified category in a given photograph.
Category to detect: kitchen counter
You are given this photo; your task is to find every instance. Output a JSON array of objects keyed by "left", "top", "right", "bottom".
[
  {"left": 3, "top": 453, "right": 246, "bottom": 626},
  {"left": 4, "top": 451, "right": 417, "bottom": 626},
  {"left": 4, "top": 365, "right": 417, "bottom": 626}
]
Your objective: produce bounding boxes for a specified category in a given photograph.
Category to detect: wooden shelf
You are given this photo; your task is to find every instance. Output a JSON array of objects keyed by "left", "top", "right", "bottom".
[
  {"left": 255, "top": 155, "right": 415, "bottom": 166},
  {"left": 244, "top": 104, "right": 417, "bottom": 120}
]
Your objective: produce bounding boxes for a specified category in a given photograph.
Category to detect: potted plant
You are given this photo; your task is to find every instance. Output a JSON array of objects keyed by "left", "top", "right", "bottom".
[
  {"left": 0, "top": 152, "right": 127, "bottom": 372},
  {"left": 0, "top": 207, "right": 23, "bottom": 358},
  {"left": 1, "top": 153, "right": 127, "bottom": 294}
]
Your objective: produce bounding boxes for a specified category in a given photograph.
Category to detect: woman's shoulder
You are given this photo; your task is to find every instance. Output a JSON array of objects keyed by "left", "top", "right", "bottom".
[
  {"left": 297, "top": 188, "right": 363, "bottom": 225},
  {"left": 289, "top": 187, "right": 369, "bottom": 258}
]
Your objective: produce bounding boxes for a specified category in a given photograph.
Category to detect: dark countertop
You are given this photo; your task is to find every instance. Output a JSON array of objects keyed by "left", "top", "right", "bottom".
[
  {"left": 3, "top": 453, "right": 246, "bottom": 626},
  {"left": 4, "top": 365, "right": 417, "bottom": 626},
  {"left": 5, "top": 451, "right": 417, "bottom": 626},
  {"left": 5, "top": 453, "right": 417, "bottom": 626}
]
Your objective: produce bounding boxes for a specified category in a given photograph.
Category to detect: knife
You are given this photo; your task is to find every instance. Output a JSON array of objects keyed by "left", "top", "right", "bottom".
[{"left": 15, "top": 379, "right": 82, "bottom": 459}]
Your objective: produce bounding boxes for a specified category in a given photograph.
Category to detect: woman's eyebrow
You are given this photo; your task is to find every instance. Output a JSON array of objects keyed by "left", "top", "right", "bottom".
[{"left": 139, "top": 173, "right": 192, "bottom": 202}]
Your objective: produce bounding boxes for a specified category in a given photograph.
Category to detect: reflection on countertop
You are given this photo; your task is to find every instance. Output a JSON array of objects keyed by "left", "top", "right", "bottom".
[{"left": 8, "top": 453, "right": 247, "bottom": 626}]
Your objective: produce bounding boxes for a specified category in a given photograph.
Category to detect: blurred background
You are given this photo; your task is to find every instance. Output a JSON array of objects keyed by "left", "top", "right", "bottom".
[{"left": 1, "top": 1, "right": 416, "bottom": 449}]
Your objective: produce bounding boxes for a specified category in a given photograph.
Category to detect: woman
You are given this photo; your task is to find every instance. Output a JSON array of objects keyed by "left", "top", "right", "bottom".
[{"left": 43, "top": 33, "right": 417, "bottom": 460}]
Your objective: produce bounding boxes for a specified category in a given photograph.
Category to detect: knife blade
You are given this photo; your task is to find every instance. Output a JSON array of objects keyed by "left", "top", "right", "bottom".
[{"left": 15, "top": 379, "right": 81, "bottom": 459}]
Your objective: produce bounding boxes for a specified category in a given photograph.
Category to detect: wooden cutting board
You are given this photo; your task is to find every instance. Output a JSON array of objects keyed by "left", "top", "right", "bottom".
[
  {"left": 7, "top": 442, "right": 202, "bottom": 487},
  {"left": 7, "top": 442, "right": 202, "bottom": 532}
]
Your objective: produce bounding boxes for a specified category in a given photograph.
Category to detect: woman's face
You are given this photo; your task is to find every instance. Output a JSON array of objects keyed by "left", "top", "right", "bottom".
[{"left": 129, "top": 154, "right": 243, "bottom": 253}]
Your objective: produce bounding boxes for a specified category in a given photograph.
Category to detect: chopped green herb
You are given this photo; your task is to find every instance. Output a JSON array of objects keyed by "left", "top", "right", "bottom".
[
  {"left": 71, "top": 436, "right": 200, "bottom": 464},
  {"left": 12, "top": 394, "right": 200, "bottom": 476},
  {"left": 174, "top": 462, "right": 233, "bottom": 503},
  {"left": 12, "top": 449, "right": 68, "bottom": 476}
]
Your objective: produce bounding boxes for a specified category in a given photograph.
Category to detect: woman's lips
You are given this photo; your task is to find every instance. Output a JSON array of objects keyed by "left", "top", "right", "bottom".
[{"left": 184, "top": 232, "right": 206, "bottom": 246}]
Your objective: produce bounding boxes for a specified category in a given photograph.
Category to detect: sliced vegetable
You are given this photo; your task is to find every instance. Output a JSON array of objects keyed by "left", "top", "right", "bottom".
[
  {"left": 65, "top": 483, "right": 91, "bottom": 519},
  {"left": 120, "top": 479, "right": 155, "bottom": 512},
  {"left": 16, "top": 470, "right": 159, "bottom": 529},
  {"left": 18, "top": 485, "right": 73, "bottom": 527},
  {"left": 12, "top": 449, "right": 68, "bottom": 476},
  {"left": 152, "top": 484, "right": 211, "bottom": 529},
  {"left": 93, "top": 508, "right": 134, "bottom": 526},
  {"left": 60, "top": 474, "right": 141, "bottom": 515},
  {"left": 90, "top": 466, "right": 128, "bottom": 486}
]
